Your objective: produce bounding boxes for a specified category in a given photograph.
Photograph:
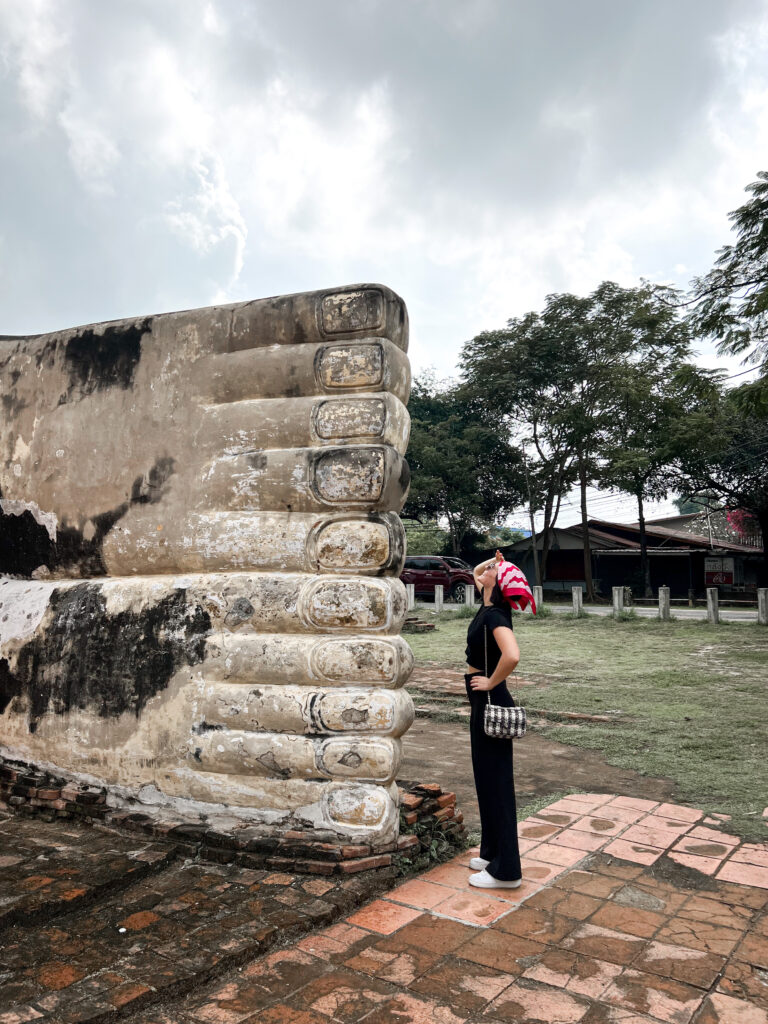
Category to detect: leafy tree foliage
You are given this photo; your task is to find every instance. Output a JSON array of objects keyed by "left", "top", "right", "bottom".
[
  {"left": 691, "top": 171, "right": 768, "bottom": 404},
  {"left": 460, "top": 281, "right": 690, "bottom": 589},
  {"left": 673, "top": 492, "right": 721, "bottom": 515},
  {"left": 403, "top": 374, "right": 526, "bottom": 556},
  {"left": 670, "top": 379, "right": 768, "bottom": 582},
  {"left": 601, "top": 361, "right": 707, "bottom": 596}
]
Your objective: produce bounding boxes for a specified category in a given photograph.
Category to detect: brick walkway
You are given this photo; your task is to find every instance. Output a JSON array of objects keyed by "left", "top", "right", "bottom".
[
  {"left": 2, "top": 796, "right": 768, "bottom": 1023},
  {"left": 0, "top": 818, "right": 394, "bottom": 1023},
  {"left": 129, "top": 795, "right": 768, "bottom": 1024}
]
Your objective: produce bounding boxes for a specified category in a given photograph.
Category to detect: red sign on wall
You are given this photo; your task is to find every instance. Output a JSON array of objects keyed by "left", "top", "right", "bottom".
[{"left": 705, "top": 558, "right": 734, "bottom": 586}]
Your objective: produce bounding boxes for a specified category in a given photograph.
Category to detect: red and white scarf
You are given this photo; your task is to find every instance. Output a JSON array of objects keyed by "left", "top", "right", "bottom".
[{"left": 497, "top": 560, "right": 537, "bottom": 614}]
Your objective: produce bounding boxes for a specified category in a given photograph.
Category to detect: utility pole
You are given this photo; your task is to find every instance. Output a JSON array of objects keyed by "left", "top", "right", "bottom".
[
  {"left": 524, "top": 459, "right": 542, "bottom": 589},
  {"left": 578, "top": 451, "right": 597, "bottom": 602}
]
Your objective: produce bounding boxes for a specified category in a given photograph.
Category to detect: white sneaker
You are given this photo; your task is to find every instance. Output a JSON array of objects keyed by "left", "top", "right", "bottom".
[
  {"left": 469, "top": 870, "right": 523, "bottom": 889},
  {"left": 469, "top": 857, "right": 490, "bottom": 870}
]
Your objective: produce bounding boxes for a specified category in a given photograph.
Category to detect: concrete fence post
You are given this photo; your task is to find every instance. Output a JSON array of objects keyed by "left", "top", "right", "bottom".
[
  {"left": 464, "top": 583, "right": 475, "bottom": 606},
  {"left": 434, "top": 584, "right": 444, "bottom": 613},
  {"left": 658, "top": 586, "right": 671, "bottom": 622},
  {"left": 706, "top": 588, "right": 719, "bottom": 624},
  {"left": 533, "top": 585, "right": 544, "bottom": 611},
  {"left": 405, "top": 583, "right": 415, "bottom": 611},
  {"left": 757, "top": 588, "right": 768, "bottom": 626},
  {"left": 612, "top": 586, "right": 624, "bottom": 619},
  {"left": 572, "top": 586, "right": 583, "bottom": 616}
]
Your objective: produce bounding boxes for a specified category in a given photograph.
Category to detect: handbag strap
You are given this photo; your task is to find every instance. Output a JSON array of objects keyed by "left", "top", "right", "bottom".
[
  {"left": 484, "top": 625, "right": 491, "bottom": 706},
  {"left": 484, "top": 616, "right": 519, "bottom": 705}
]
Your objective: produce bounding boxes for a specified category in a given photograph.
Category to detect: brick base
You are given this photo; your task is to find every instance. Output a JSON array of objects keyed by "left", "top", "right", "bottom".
[{"left": 0, "top": 755, "right": 465, "bottom": 875}]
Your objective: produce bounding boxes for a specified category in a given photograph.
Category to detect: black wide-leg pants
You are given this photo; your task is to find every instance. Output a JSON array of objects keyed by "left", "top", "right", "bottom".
[{"left": 464, "top": 673, "right": 522, "bottom": 881}]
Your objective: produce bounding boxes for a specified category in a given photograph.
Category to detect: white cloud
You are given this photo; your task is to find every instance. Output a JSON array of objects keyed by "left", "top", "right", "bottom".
[
  {"left": 57, "top": 108, "right": 120, "bottom": 194},
  {"left": 164, "top": 155, "right": 248, "bottom": 293},
  {"left": 0, "top": 0, "right": 767, "bottom": 370},
  {"left": 0, "top": 0, "right": 72, "bottom": 123}
]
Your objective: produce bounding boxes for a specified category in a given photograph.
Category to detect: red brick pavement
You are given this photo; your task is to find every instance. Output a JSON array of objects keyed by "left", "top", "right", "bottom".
[
  {"left": 119, "top": 796, "right": 768, "bottom": 1024},
  {"left": 4, "top": 797, "right": 768, "bottom": 1023}
]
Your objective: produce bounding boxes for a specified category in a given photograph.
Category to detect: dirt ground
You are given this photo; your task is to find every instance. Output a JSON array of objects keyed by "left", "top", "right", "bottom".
[{"left": 399, "top": 715, "right": 677, "bottom": 832}]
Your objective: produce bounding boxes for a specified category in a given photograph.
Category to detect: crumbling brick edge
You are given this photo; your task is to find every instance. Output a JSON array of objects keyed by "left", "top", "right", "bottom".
[{"left": 0, "top": 756, "right": 466, "bottom": 876}]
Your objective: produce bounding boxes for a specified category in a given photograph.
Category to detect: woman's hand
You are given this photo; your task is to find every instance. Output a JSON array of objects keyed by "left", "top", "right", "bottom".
[{"left": 469, "top": 675, "right": 496, "bottom": 692}]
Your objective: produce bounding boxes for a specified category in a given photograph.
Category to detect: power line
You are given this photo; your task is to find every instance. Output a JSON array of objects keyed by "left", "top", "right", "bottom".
[{"left": 723, "top": 366, "right": 765, "bottom": 380}]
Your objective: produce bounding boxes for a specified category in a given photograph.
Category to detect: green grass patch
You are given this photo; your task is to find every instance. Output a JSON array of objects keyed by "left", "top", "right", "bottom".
[{"left": 407, "top": 615, "right": 768, "bottom": 841}]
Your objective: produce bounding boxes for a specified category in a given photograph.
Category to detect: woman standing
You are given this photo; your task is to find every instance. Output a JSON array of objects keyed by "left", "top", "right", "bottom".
[{"left": 464, "top": 550, "right": 524, "bottom": 888}]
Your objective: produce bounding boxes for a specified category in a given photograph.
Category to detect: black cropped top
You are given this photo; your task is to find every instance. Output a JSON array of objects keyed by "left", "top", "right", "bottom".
[{"left": 465, "top": 604, "right": 514, "bottom": 674}]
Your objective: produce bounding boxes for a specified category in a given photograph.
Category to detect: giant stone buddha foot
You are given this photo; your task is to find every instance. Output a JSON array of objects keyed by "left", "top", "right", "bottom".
[{"left": 0, "top": 285, "right": 413, "bottom": 845}]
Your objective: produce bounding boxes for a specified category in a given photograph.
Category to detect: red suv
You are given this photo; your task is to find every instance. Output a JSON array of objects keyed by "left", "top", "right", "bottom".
[{"left": 399, "top": 556, "right": 475, "bottom": 601}]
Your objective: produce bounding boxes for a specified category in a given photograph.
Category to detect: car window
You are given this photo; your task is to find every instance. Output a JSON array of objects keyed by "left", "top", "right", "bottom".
[
  {"left": 425, "top": 558, "right": 446, "bottom": 570},
  {"left": 405, "top": 557, "right": 426, "bottom": 568}
]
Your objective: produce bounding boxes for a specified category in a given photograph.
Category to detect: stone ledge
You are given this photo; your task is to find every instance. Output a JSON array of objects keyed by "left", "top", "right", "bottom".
[{"left": 0, "top": 755, "right": 466, "bottom": 876}]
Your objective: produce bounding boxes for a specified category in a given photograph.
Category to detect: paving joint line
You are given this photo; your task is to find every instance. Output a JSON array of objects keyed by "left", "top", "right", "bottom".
[{"left": 0, "top": 842, "right": 179, "bottom": 934}]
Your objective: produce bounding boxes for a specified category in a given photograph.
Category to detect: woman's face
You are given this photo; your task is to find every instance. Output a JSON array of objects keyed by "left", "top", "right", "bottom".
[{"left": 479, "top": 564, "right": 497, "bottom": 588}]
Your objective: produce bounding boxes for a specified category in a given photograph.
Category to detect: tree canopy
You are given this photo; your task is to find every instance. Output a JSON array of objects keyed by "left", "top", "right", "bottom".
[
  {"left": 459, "top": 281, "right": 690, "bottom": 585},
  {"left": 403, "top": 171, "right": 767, "bottom": 595},
  {"left": 690, "top": 172, "right": 768, "bottom": 405},
  {"left": 669, "top": 379, "right": 768, "bottom": 582},
  {"left": 403, "top": 373, "right": 526, "bottom": 556}
]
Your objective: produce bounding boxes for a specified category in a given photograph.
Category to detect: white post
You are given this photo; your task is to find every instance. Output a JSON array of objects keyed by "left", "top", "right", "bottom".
[
  {"left": 464, "top": 583, "right": 475, "bottom": 606},
  {"left": 533, "top": 585, "right": 544, "bottom": 611},
  {"left": 572, "top": 586, "right": 582, "bottom": 615},
  {"left": 706, "top": 588, "right": 719, "bottom": 624},
  {"left": 658, "top": 586, "right": 670, "bottom": 622},
  {"left": 758, "top": 589, "right": 768, "bottom": 626},
  {"left": 406, "top": 583, "right": 415, "bottom": 611},
  {"left": 434, "top": 584, "right": 444, "bottom": 613},
  {"left": 612, "top": 586, "right": 624, "bottom": 619}
]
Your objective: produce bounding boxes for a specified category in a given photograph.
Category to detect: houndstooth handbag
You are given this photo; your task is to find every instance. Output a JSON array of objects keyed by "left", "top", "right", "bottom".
[{"left": 482, "top": 625, "right": 526, "bottom": 739}]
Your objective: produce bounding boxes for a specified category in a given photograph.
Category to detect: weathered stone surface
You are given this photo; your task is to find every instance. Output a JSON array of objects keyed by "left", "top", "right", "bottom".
[
  {"left": 0, "top": 284, "right": 408, "bottom": 580},
  {"left": 199, "top": 684, "right": 414, "bottom": 735},
  {"left": 0, "top": 284, "right": 412, "bottom": 845}
]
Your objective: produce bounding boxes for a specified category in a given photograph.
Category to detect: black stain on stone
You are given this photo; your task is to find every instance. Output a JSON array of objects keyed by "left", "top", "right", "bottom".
[
  {"left": 224, "top": 597, "right": 255, "bottom": 628},
  {"left": 246, "top": 451, "right": 267, "bottom": 471},
  {"left": 0, "top": 584, "right": 210, "bottom": 732},
  {"left": 293, "top": 320, "right": 307, "bottom": 344},
  {"left": 398, "top": 457, "right": 411, "bottom": 495},
  {"left": 256, "top": 750, "right": 292, "bottom": 779},
  {"left": 1, "top": 368, "right": 26, "bottom": 418},
  {"left": 128, "top": 456, "right": 175, "bottom": 505},
  {"left": 339, "top": 750, "right": 362, "bottom": 768},
  {"left": 341, "top": 708, "right": 369, "bottom": 725},
  {"left": 62, "top": 319, "right": 151, "bottom": 400},
  {"left": 0, "top": 457, "right": 175, "bottom": 578}
]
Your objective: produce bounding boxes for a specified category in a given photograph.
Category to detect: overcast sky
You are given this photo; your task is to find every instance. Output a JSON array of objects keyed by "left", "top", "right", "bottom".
[{"left": 2, "top": 0, "right": 767, "bottom": 526}]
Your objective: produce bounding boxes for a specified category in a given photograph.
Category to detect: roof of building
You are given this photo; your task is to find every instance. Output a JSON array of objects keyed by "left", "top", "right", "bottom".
[
  {"left": 587, "top": 518, "right": 763, "bottom": 554},
  {"left": 506, "top": 518, "right": 763, "bottom": 555}
]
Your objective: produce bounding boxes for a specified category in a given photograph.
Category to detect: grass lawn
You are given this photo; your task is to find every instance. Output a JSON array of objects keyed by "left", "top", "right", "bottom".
[{"left": 407, "top": 611, "right": 768, "bottom": 841}]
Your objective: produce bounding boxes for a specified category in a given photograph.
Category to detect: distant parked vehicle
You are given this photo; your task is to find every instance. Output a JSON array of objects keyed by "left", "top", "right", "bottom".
[
  {"left": 443, "top": 557, "right": 472, "bottom": 571},
  {"left": 399, "top": 555, "right": 475, "bottom": 601}
]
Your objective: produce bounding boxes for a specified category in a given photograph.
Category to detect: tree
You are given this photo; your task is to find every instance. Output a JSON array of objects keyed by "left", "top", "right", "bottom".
[
  {"left": 485, "top": 525, "right": 526, "bottom": 547},
  {"left": 690, "top": 171, "right": 768, "bottom": 406},
  {"left": 401, "top": 518, "right": 451, "bottom": 556},
  {"left": 460, "top": 281, "right": 690, "bottom": 592},
  {"left": 670, "top": 378, "right": 768, "bottom": 584},
  {"left": 404, "top": 374, "right": 526, "bottom": 556},
  {"left": 673, "top": 493, "right": 721, "bottom": 515},
  {"left": 602, "top": 361, "right": 704, "bottom": 597}
]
